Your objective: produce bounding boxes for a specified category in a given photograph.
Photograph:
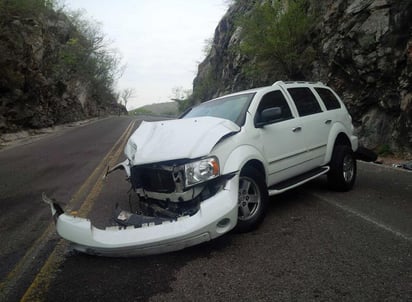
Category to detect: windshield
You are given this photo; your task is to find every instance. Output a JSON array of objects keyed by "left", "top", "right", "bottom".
[{"left": 181, "top": 93, "right": 255, "bottom": 126}]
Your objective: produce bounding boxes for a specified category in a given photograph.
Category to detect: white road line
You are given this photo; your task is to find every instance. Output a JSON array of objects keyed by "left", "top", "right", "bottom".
[{"left": 311, "top": 192, "right": 412, "bottom": 242}]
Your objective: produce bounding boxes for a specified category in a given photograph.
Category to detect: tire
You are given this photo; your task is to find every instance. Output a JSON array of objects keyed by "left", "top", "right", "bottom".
[
  {"left": 235, "top": 166, "right": 268, "bottom": 233},
  {"left": 328, "top": 145, "right": 357, "bottom": 191}
]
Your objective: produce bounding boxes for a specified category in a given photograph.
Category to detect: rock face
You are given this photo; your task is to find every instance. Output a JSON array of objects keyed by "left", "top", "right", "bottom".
[
  {"left": 194, "top": 0, "right": 412, "bottom": 154},
  {"left": 0, "top": 7, "right": 126, "bottom": 133}
]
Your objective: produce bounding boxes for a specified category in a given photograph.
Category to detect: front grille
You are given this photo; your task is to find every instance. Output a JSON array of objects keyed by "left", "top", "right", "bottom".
[{"left": 131, "top": 166, "right": 175, "bottom": 193}]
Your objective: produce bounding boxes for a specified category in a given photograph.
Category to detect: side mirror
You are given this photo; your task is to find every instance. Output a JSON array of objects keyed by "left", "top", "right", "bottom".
[{"left": 256, "top": 107, "right": 282, "bottom": 127}]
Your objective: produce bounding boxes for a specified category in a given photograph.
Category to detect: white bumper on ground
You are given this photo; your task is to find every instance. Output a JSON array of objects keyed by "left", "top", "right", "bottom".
[{"left": 44, "top": 175, "right": 239, "bottom": 257}]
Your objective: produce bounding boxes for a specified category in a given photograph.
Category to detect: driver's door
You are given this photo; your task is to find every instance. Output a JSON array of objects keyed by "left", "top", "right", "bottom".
[{"left": 255, "top": 90, "right": 308, "bottom": 186}]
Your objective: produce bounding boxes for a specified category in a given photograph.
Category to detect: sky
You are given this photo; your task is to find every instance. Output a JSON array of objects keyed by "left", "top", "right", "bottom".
[{"left": 65, "top": 0, "right": 229, "bottom": 110}]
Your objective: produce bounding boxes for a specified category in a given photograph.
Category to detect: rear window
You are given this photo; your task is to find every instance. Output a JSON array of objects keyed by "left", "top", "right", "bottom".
[
  {"left": 315, "top": 88, "right": 341, "bottom": 110},
  {"left": 287, "top": 87, "right": 322, "bottom": 116}
]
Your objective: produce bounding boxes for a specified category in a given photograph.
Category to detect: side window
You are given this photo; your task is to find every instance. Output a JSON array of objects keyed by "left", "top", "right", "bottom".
[
  {"left": 256, "top": 90, "right": 293, "bottom": 123},
  {"left": 315, "top": 87, "right": 341, "bottom": 110},
  {"left": 287, "top": 87, "right": 322, "bottom": 117}
]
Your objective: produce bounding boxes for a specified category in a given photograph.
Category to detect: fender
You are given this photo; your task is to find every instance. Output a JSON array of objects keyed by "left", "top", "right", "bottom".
[
  {"left": 222, "top": 144, "right": 268, "bottom": 181},
  {"left": 324, "top": 122, "right": 358, "bottom": 164}
]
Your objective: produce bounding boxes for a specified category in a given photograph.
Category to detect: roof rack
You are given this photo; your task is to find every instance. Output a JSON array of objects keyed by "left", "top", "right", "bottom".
[{"left": 272, "top": 81, "right": 325, "bottom": 86}]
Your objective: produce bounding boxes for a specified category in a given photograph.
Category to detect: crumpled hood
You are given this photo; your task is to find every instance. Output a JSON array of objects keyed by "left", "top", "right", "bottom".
[{"left": 126, "top": 117, "right": 240, "bottom": 165}]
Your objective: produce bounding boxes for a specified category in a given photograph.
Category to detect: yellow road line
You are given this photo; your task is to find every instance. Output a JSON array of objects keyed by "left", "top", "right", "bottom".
[
  {"left": 0, "top": 120, "right": 136, "bottom": 302},
  {"left": 77, "top": 121, "right": 136, "bottom": 217},
  {"left": 0, "top": 223, "right": 56, "bottom": 301},
  {"left": 20, "top": 120, "right": 136, "bottom": 302},
  {"left": 20, "top": 240, "right": 69, "bottom": 302},
  {"left": 66, "top": 120, "right": 135, "bottom": 211}
]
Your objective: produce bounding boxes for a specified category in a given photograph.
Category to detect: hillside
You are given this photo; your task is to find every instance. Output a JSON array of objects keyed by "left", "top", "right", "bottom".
[
  {"left": 0, "top": 0, "right": 126, "bottom": 133},
  {"left": 192, "top": 0, "right": 412, "bottom": 155},
  {"left": 129, "top": 102, "right": 178, "bottom": 117}
]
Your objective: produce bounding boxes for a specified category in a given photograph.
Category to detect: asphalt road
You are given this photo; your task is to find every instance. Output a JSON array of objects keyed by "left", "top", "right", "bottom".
[{"left": 0, "top": 116, "right": 411, "bottom": 301}]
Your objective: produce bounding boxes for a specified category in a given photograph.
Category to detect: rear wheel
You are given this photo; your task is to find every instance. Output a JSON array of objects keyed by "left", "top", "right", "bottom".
[
  {"left": 235, "top": 166, "right": 268, "bottom": 233},
  {"left": 328, "top": 145, "right": 357, "bottom": 191}
]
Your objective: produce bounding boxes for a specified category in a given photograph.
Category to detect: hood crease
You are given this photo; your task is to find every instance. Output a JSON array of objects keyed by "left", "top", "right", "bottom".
[{"left": 126, "top": 117, "right": 240, "bottom": 165}]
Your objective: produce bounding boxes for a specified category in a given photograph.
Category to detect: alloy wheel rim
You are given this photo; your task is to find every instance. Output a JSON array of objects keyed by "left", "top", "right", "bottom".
[
  {"left": 343, "top": 154, "right": 355, "bottom": 183},
  {"left": 238, "top": 176, "right": 261, "bottom": 221}
]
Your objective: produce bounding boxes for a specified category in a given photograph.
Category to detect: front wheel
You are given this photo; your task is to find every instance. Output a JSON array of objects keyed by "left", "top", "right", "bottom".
[
  {"left": 328, "top": 145, "right": 357, "bottom": 191},
  {"left": 235, "top": 166, "right": 268, "bottom": 233}
]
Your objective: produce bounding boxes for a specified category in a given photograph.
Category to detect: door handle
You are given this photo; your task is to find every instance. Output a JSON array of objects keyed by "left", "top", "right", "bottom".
[
  {"left": 324, "top": 120, "right": 332, "bottom": 125},
  {"left": 292, "top": 127, "right": 302, "bottom": 132}
]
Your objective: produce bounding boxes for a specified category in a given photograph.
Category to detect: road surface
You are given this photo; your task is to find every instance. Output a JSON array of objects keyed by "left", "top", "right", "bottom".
[{"left": 0, "top": 116, "right": 411, "bottom": 301}]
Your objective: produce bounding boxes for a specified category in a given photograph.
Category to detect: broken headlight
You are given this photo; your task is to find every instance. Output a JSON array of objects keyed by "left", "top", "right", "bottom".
[
  {"left": 125, "top": 140, "right": 137, "bottom": 160},
  {"left": 184, "top": 156, "right": 220, "bottom": 187}
]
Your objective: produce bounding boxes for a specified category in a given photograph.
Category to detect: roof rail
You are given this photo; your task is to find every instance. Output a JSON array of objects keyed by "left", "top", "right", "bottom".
[{"left": 272, "top": 81, "right": 325, "bottom": 86}]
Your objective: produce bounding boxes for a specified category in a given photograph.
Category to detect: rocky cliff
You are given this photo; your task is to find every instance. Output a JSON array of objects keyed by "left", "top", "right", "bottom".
[
  {"left": 193, "top": 0, "right": 412, "bottom": 155},
  {"left": 0, "top": 2, "right": 126, "bottom": 133}
]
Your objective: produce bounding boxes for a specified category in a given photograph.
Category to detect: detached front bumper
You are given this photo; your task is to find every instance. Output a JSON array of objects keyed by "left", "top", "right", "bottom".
[{"left": 43, "top": 175, "right": 239, "bottom": 257}]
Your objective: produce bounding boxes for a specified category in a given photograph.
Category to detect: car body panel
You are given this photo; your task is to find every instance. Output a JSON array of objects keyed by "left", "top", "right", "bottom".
[
  {"left": 43, "top": 175, "right": 239, "bottom": 257},
  {"left": 324, "top": 121, "right": 359, "bottom": 165},
  {"left": 258, "top": 117, "right": 310, "bottom": 184},
  {"left": 125, "top": 117, "right": 240, "bottom": 165}
]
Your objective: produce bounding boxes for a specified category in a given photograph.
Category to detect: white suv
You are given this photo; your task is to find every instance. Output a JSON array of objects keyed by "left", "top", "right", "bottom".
[{"left": 45, "top": 81, "right": 358, "bottom": 256}]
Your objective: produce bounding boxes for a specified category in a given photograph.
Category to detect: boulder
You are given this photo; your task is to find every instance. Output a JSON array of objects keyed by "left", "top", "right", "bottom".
[{"left": 193, "top": 0, "right": 412, "bottom": 155}]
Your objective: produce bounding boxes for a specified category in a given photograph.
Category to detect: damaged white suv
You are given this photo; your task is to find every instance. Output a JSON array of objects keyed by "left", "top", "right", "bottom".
[{"left": 44, "top": 81, "right": 358, "bottom": 256}]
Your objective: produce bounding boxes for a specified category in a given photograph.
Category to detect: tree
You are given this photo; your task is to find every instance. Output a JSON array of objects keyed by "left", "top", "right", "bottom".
[
  {"left": 202, "top": 37, "right": 214, "bottom": 57},
  {"left": 171, "top": 86, "right": 192, "bottom": 113},
  {"left": 53, "top": 8, "right": 125, "bottom": 106},
  {"left": 0, "top": 0, "right": 56, "bottom": 17},
  {"left": 171, "top": 86, "right": 191, "bottom": 101},
  {"left": 120, "top": 88, "right": 135, "bottom": 109}
]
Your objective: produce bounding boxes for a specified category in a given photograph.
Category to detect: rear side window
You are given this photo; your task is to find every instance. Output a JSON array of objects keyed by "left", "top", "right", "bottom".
[
  {"left": 256, "top": 90, "right": 293, "bottom": 122},
  {"left": 315, "top": 88, "right": 341, "bottom": 110},
  {"left": 287, "top": 87, "right": 322, "bottom": 116}
]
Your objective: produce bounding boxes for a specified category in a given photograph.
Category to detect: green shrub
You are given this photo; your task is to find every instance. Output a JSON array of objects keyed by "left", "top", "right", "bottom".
[
  {"left": 0, "top": 0, "right": 55, "bottom": 17},
  {"left": 52, "top": 10, "right": 123, "bottom": 106},
  {"left": 236, "top": 0, "right": 315, "bottom": 78},
  {"left": 377, "top": 144, "right": 394, "bottom": 156}
]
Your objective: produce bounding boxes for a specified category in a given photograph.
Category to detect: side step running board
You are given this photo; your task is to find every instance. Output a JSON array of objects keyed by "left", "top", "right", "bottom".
[{"left": 268, "top": 166, "right": 330, "bottom": 196}]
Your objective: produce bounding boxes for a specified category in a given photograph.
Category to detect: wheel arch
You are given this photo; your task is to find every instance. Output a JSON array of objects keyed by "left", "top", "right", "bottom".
[
  {"left": 222, "top": 145, "right": 268, "bottom": 183},
  {"left": 325, "top": 123, "right": 353, "bottom": 164},
  {"left": 242, "top": 160, "right": 266, "bottom": 178},
  {"left": 334, "top": 132, "right": 351, "bottom": 147}
]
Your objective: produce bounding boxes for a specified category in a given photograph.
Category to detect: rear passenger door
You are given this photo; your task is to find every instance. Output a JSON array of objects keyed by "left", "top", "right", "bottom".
[{"left": 286, "top": 87, "right": 329, "bottom": 168}]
